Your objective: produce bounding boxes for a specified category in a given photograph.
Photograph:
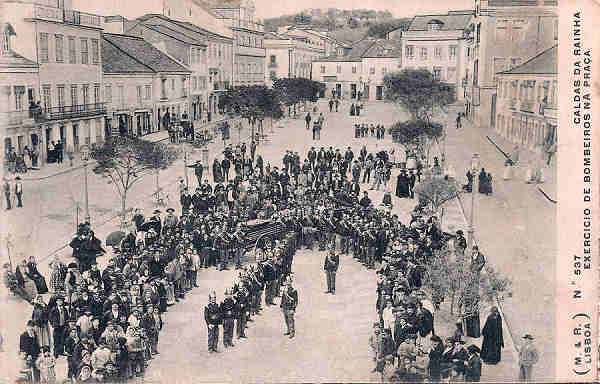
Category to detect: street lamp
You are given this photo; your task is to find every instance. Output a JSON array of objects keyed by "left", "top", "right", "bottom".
[
  {"left": 467, "top": 153, "right": 480, "bottom": 251},
  {"left": 80, "top": 145, "right": 90, "bottom": 224}
]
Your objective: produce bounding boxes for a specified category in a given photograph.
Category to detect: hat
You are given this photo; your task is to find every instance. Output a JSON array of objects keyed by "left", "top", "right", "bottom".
[
  {"left": 153, "top": 209, "right": 161, "bottom": 214},
  {"left": 522, "top": 334, "right": 534, "bottom": 340},
  {"left": 430, "top": 335, "right": 442, "bottom": 343},
  {"left": 456, "top": 230, "right": 464, "bottom": 235},
  {"left": 166, "top": 208, "right": 175, "bottom": 213},
  {"left": 467, "top": 345, "right": 481, "bottom": 354},
  {"left": 68, "top": 262, "right": 78, "bottom": 269},
  {"left": 15, "top": 176, "right": 21, "bottom": 180}
]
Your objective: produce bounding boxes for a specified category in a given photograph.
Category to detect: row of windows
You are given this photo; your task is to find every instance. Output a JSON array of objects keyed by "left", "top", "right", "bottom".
[
  {"left": 405, "top": 45, "right": 458, "bottom": 60},
  {"left": 39, "top": 33, "right": 99, "bottom": 65},
  {"left": 190, "top": 46, "right": 207, "bottom": 65},
  {"left": 40, "top": 83, "right": 101, "bottom": 110},
  {"left": 319, "top": 64, "right": 397, "bottom": 76},
  {"left": 498, "top": 78, "right": 557, "bottom": 106},
  {"left": 236, "top": 32, "right": 263, "bottom": 49},
  {"left": 238, "top": 62, "right": 264, "bottom": 74},
  {"left": 191, "top": 76, "right": 208, "bottom": 90},
  {"left": 207, "top": 42, "right": 232, "bottom": 61}
]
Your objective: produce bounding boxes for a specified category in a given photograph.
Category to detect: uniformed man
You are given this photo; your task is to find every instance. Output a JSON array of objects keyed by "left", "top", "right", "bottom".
[
  {"left": 280, "top": 277, "right": 298, "bottom": 339},
  {"left": 233, "top": 280, "right": 248, "bottom": 339},
  {"left": 262, "top": 256, "right": 277, "bottom": 306},
  {"left": 220, "top": 290, "right": 236, "bottom": 348},
  {"left": 204, "top": 291, "right": 222, "bottom": 353},
  {"left": 324, "top": 247, "right": 340, "bottom": 294}
]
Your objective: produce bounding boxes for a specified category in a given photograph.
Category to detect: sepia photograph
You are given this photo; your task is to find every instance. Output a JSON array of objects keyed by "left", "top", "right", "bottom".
[{"left": 0, "top": 0, "right": 596, "bottom": 382}]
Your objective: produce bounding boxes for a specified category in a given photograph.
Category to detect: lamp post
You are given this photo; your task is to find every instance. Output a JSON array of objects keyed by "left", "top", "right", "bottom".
[
  {"left": 467, "top": 153, "right": 480, "bottom": 250},
  {"left": 183, "top": 149, "right": 189, "bottom": 188},
  {"left": 80, "top": 145, "right": 90, "bottom": 224}
]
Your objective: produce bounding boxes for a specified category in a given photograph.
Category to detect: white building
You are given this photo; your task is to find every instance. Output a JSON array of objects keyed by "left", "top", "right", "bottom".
[{"left": 263, "top": 32, "right": 323, "bottom": 87}]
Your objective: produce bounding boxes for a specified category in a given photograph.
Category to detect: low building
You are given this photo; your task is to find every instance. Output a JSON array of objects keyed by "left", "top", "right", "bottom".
[
  {"left": 311, "top": 38, "right": 401, "bottom": 101},
  {"left": 495, "top": 45, "right": 557, "bottom": 152},
  {"left": 1, "top": 22, "right": 40, "bottom": 166},
  {"left": 263, "top": 32, "right": 323, "bottom": 87},
  {"left": 102, "top": 33, "right": 191, "bottom": 137}
]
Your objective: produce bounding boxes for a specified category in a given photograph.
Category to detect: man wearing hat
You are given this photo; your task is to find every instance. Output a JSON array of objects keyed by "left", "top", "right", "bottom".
[
  {"left": 428, "top": 335, "right": 444, "bottom": 382},
  {"left": 187, "top": 159, "right": 203, "bottom": 187},
  {"left": 220, "top": 289, "right": 236, "bottom": 348},
  {"left": 280, "top": 277, "right": 298, "bottom": 339},
  {"left": 464, "top": 344, "right": 482, "bottom": 382},
  {"left": 518, "top": 334, "right": 538, "bottom": 382},
  {"left": 454, "top": 230, "right": 467, "bottom": 260},
  {"left": 323, "top": 247, "right": 339, "bottom": 294},
  {"left": 163, "top": 208, "right": 178, "bottom": 233},
  {"left": 204, "top": 291, "right": 222, "bottom": 352},
  {"left": 49, "top": 295, "right": 70, "bottom": 357},
  {"left": 14, "top": 175, "right": 23, "bottom": 207}
]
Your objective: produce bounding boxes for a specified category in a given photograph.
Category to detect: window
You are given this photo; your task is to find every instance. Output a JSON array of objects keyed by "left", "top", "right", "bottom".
[
  {"left": 352, "top": 66, "right": 356, "bottom": 74},
  {"left": 91, "top": 39, "right": 99, "bottom": 64},
  {"left": 193, "top": 76, "right": 197, "bottom": 90},
  {"left": 320, "top": 65, "right": 325, "bottom": 73},
  {"left": 171, "top": 78, "right": 175, "bottom": 91},
  {"left": 14, "top": 87, "right": 24, "bottom": 111},
  {"left": 336, "top": 65, "right": 341, "bottom": 74},
  {"left": 93, "top": 84, "right": 100, "bottom": 104},
  {"left": 405, "top": 45, "right": 414, "bottom": 58},
  {"left": 449, "top": 45, "right": 457, "bottom": 60},
  {"left": 495, "top": 20, "right": 508, "bottom": 41},
  {"left": 446, "top": 67, "right": 456, "bottom": 82},
  {"left": 1, "top": 29, "right": 9, "bottom": 53},
  {"left": 434, "top": 47, "right": 442, "bottom": 58},
  {"left": 71, "top": 85, "right": 78, "bottom": 106},
  {"left": 145, "top": 85, "right": 151, "bottom": 99},
  {"left": 57, "top": 85, "right": 65, "bottom": 108},
  {"left": 433, "top": 67, "right": 442, "bottom": 80},
  {"left": 82, "top": 84, "right": 89, "bottom": 105},
  {"left": 105, "top": 85, "right": 112, "bottom": 103},
  {"left": 42, "top": 85, "right": 51, "bottom": 109},
  {"left": 68, "top": 36, "right": 76, "bottom": 63},
  {"left": 369, "top": 67, "right": 375, "bottom": 75},
  {"left": 39, "top": 33, "right": 49, "bottom": 62},
  {"left": 511, "top": 20, "right": 526, "bottom": 42},
  {"left": 55, "top": 35, "right": 64, "bottom": 62},
  {"left": 136, "top": 85, "right": 142, "bottom": 103},
  {"left": 473, "top": 59, "right": 478, "bottom": 86},
  {"left": 80, "top": 38, "right": 88, "bottom": 64},
  {"left": 270, "top": 71, "right": 276, "bottom": 81},
  {"left": 428, "top": 21, "right": 441, "bottom": 31},
  {"left": 381, "top": 67, "right": 387, "bottom": 74},
  {"left": 420, "top": 47, "right": 427, "bottom": 60},
  {"left": 270, "top": 55, "right": 276, "bottom": 64},
  {"left": 553, "top": 18, "right": 558, "bottom": 41}
]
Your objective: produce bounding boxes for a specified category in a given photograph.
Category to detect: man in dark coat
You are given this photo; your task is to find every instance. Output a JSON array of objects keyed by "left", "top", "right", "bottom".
[
  {"left": 464, "top": 345, "right": 483, "bottom": 382},
  {"left": 204, "top": 291, "right": 222, "bottom": 352},
  {"left": 221, "top": 157, "right": 231, "bottom": 182},
  {"left": 48, "top": 296, "right": 70, "bottom": 357},
  {"left": 396, "top": 170, "right": 410, "bottom": 198},
  {"left": 20, "top": 321, "right": 41, "bottom": 381},
  {"left": 220, "top": 290, "right": 236, "bottom": 348},
  {"left": 428, "top": 335, "right": 444, "bottom": 382},
  {"left": 280, "top": 277, "right": 298, "bottom": 338},
  {"left": 480, "top": 306, "right": 504, "bottom": 364},
  {"left": 187, "top": 160, "right": 203, "bottom": 187},
  {"left": 323, "top": 248, "right": 339, "bottom": 294}
]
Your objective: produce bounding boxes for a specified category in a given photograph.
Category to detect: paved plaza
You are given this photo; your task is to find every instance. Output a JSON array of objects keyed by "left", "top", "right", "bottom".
[{"left": 2, "top": 99, "right": 555, "bottom": 382}]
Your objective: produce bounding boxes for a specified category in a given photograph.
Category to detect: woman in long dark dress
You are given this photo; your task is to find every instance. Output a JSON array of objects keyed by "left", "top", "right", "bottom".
[
  {"left": 395, "top": 170, "right": 409, "bottom": 198},
  {"left": 350, "top": 103, "right": 356, "bottom": 116},
  {"left": 478, "top": 168, "right": 487, "bottom": 194},
  {"left": 480, "top": 306, "right": 504, "bottom": 364}
]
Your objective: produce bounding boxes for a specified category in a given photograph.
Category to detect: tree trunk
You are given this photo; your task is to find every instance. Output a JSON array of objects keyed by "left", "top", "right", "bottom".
[{"left": 120, "top": 192, "right": 127, "bottom": 230}]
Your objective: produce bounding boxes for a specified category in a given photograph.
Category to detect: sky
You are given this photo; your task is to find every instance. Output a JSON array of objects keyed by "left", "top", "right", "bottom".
[{"left": 254, "top": 0, "right": 474, "bottom": 20}]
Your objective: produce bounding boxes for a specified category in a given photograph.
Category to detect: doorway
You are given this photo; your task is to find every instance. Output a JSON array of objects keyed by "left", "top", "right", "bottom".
[
  {"left": 350, "top": 84, "right": 357, "bottom": 99},
  {"left": 376, "top": 86, "right": 383, "bottom": 100},
  {"left": 490, "top": 94, "right": 497, "bottom": 128},
  {"left": 336, "top": 84, "right": 342, "bottom": 98},
  {"left": 363, "top": 85, "right": 370, "bottom": 100}
]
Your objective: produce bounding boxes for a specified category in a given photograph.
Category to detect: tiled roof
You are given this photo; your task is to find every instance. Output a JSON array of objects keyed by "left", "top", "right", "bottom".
[
  {"left": 170, "top": 19, "right": 232, "bottom": 40},
  {"left": 362, "top": 39, "right": 402, "bottom": 58},
  {"left": 136, "top": 14, "right": 229, "bottom": 42},
  {"left": 499, "top": 45, "right": 557, "bottom": 75},
  {"left": 102, "top": 34, "right": 191, "bottom": 73},
  {"left": 408, "top": 12, "right": 473, "bottom": 31},
  {"left": 102, "top": 36, "right": 153, "bottom": 73},
  {"left": 0, "top": 50, "right": 39, "bottom": 69}
]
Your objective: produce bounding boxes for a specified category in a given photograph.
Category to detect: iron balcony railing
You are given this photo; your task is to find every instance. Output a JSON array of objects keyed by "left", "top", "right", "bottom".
[{"left": 42, "top": 103, "right": 106, "bottom": 121}]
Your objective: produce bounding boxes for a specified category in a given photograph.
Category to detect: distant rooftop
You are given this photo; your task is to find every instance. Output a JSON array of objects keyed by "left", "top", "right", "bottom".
[{"left": 498, "top": 45, "right": 557, "bottom": 75}]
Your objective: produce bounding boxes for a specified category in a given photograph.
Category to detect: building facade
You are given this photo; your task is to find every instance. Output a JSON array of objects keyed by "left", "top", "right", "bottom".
[
  {"left": 4, "top": 0, "right": 106, "bottom": 165},
  {"left": 102, "top": 33, "right": 191, "bottom": 137},
  {"left": 464, "top": 0, "right": 558, "bottom": 129},
  {"left": 1, "top": 22, "right": 40, "bottom": 164},
  {"left": 398, "top": 11, "right": 473, "bottom": 102},
  {"left": 278, "top": 26, "right": 350, "bottom": 57},
  {"left": 263, "top": 32, "right": 322, "bottom": 87},
  {"left": 495, "top": 45, "right": 557, "bottom": 152},
  {"left": 125, "top": 14, "right": 233, "bottom": 122},
  {"left": 210, "top": 0, "right": 266, "bottom": 86},
  {"left": 311, "top": 38, "right": 402, "bottom": 101}
]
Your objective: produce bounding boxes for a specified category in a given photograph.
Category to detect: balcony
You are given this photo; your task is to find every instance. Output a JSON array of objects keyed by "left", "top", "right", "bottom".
[
  {"left": 32, "top": 4, "right": 101, "bottom": 28},
  {"left": 539, "top": 104, "right": 557, "bottom": 119},
  {"left": 1, "top": 110, "right": 36, "bottom": 127},
  {"left": 213, "top": 81, "right": 230, "bottom": 91},
  {"left": 41, "top": 103, "right": 106, "bottom": 121}
]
